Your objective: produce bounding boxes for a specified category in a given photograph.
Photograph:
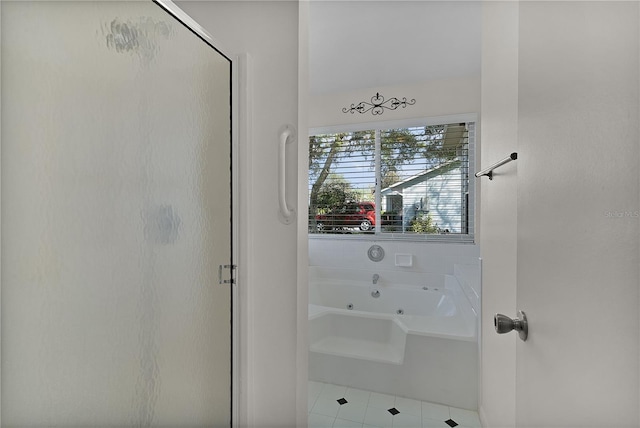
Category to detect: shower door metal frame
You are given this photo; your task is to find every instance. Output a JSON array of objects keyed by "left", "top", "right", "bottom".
[{"left": 0, "top": 0, "right": 241, "bottom": 425}]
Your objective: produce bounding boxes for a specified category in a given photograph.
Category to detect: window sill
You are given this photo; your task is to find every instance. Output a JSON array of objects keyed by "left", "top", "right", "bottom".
[{"left": 308, "top": 232, "right": 475, "bottom": 244}]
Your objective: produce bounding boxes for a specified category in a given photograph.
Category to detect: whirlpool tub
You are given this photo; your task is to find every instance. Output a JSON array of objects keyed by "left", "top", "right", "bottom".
[{"left": 308, "top": 267, "right": 478, "bottom": 409}]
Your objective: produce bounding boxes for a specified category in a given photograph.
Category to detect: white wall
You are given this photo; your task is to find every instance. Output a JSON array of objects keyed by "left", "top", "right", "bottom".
[
  {"left": 176, "top": 2, "right": 300, "bottom": 427},
  {"left": 310, "top": 77, "right": 480, "bottom": 130},
  {"left": 297, "top": 2, "right": 311, "bottom": 427},
  {"left": 0, "top": 1, "right": 4, "bottom": 421},
  {"left": 478, "top": 2, "right": 518, "bottom": 427}
]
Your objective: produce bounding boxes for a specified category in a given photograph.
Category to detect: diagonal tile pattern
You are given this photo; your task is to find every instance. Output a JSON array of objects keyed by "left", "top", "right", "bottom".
[{"left": 308, "top": 381, "right": 482, "bottom": 428}]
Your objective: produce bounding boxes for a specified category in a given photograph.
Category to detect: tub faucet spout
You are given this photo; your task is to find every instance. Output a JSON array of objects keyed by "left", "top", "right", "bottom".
[{"left": 372, "top": 274, "right": 379, "bottom": 284}]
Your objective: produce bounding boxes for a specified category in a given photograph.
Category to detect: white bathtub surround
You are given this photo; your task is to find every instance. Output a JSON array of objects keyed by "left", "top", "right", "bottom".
[
  {"left": 452, "top": 261, "right": 482, "bottom": 422},
  {"left": 309, "top": 267, "right": 478, "bottom": 409},
  {"left": 394, "top": 253, "right": 413, "bottom": 267},
  {"left": 309, "top": 239, "right": 479, "bottom": 277},
  {"left": 310, "top": 312, "right": 408, "bottom": 365},
  {"left": 308, "top": 381, "right": 482, "bottom": 428},
  {"left": 453, "top": 263, "right": 481, "bottom": 317}
]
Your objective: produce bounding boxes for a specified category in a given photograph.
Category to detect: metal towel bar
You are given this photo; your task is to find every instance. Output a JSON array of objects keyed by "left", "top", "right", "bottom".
[{"left": 475, "top": 152, "right": 517, "bottom": 180}]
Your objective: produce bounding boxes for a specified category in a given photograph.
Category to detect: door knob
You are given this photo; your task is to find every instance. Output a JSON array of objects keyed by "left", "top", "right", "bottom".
[{"left": 494, "top": 311, "right": 528, "bottom": 341}]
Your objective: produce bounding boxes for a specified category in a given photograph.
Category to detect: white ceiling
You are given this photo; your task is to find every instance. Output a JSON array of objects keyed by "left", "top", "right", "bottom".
[{"left": 309, "top": 1, "right": 482, "bottom": 95}]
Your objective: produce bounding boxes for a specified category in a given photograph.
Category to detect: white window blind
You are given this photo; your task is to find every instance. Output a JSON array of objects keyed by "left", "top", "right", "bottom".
[{"left": 309, "top": 121, "right": 474, "bottom": 241}]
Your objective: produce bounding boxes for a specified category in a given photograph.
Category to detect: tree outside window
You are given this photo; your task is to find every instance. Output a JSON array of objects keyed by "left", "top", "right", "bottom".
[{"left": 309, "top": 122, "right": 473, "bottom": 239}]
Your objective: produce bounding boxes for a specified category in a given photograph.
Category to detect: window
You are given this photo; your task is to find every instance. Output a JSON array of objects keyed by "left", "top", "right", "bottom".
[{"left": 308, "top": 119, "right": 475, "bottom": 241}]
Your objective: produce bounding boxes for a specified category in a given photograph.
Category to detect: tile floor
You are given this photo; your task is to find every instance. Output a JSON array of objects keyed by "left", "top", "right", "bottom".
[{"left": 308, "top": 381, "right": 482, "bottom": 428}]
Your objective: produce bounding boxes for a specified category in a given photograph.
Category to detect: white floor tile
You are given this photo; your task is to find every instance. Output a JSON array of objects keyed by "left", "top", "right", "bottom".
[
  {"left": 309, "top": 381, "right": 325, "bottom": 398},
  {"left": 368, "top": 392, "right": 397, "bottom": 410},
  {"left": 313, "top": 395, "right": 342, "bottom": 418},
  {"left": 392, "top": 412, "right": 422, "bottom": 427},
  {"left": 321, "top": 383, "right": 349, "bottom": 399},
  {"left": 309, "top": 381, "right": 480, "bottom": 428},
  {"left": 421, "top": 402, "right": 450, "bottom": 421},
  {"left": 337, "top": 402, "right": 368, "bottom": 424},
  {"left": 309, "top": 412, "right": 336, "bottom": 428},
  {"left": 309, "top": 394, "right": 320, "bottom": 413},
  {"left": 449, "top": 407, "right": 481, "bottom": 427},
  {"left": 344, "top": 387, "right": 372, "bottom": 406},
  {"left": 334, "top": 417, "right": 364, "bottom": 428},
  {"left": 363, "top": 406, "right": 393, "bottom": 428},
  {"left": 422, "top": 417, "right": 450, "bottom": 428},
  {"left": 394, "top": 396, "right": 422, "bottom": 417},
  {"left": 309, "top": 381, "right": 325, "bottom": 411}
]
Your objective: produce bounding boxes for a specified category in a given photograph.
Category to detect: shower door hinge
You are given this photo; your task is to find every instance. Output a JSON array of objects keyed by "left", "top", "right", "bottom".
[{"left": 218, "top": 264, "right": 237, "bottom": 285}]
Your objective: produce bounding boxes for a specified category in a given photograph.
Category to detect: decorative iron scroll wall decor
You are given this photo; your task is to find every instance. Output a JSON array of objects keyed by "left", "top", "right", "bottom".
[{"left": 342, "top": 92, "right": 416, "bottom": 116}]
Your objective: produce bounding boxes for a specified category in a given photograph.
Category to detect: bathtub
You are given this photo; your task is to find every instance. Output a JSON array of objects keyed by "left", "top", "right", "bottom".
[{"left": 308, "top": 267, "right": 478, "bottom": 409}]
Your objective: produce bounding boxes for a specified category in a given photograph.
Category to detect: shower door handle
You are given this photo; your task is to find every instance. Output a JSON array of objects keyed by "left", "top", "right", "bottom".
[
  {"left": 494, "top": 311, "right": 528, "bottom": 341},
  {"left": 278, "top": 125, "right": 296, "bottom": 224}
]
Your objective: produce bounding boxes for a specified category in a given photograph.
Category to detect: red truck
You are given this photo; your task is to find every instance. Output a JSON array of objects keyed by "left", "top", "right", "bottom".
[{"left": 315, "top": 202, "right": 376, "bottom": 232}]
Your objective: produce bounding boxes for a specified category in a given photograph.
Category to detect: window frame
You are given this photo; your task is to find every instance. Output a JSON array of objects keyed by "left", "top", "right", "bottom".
[{"left": 309, "top": 113, "right": 478, "bottom": 243}]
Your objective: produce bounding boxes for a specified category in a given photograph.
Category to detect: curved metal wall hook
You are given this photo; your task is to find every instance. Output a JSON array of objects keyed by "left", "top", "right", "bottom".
[{"left": 278, "top": 125, "right": 296, "bottom": 225}]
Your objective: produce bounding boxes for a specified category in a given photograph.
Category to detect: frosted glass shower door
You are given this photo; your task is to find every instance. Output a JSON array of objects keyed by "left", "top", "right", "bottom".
[{"left": 1, "top": 1, "right": 232, "bottom": 426}]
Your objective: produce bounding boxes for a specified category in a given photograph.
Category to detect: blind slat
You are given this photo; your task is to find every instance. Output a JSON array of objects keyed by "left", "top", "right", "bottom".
[{"left": 309, "top": 123, "right": 473, "bottom": 237}]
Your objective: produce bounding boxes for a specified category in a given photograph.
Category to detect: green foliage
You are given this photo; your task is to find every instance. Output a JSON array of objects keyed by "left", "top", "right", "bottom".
[
  {"left": 308, "top": 124, "right": 462, "bottom": 221},
  {"left": 380, "top": 168, "right": 401, "bottom": 189},
  {"left": 308, "top": 132, "right": 374, "bottom": 216},
  {"left": 417, "top": 124, "right": 457, "bottom": 163},
  {"left": 309, "top": 131, "right": 374, "bottom": 177},
  {"left": 314, "top": 178, "right": 358, "bottom": 212},
  {"left": 410, "top": 212, "right": 438, "bottom": 234}
]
